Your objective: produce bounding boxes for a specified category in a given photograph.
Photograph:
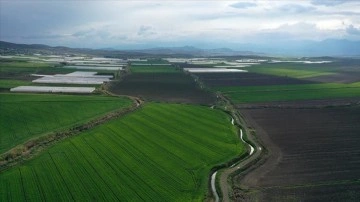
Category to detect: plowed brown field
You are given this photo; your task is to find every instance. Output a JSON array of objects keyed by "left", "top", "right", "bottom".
[
  {"left": 193, "top": 72, "right": 315, "bottom": 87},
  {"left": 235, "top": 104, "right": 360, "bottom": 201},
  {"left": 109, "top": 72, "right": 215, "bottom": 104}
]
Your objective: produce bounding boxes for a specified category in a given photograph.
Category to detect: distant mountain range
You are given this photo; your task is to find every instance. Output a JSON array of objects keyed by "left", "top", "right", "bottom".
[
  {"left": 232, "top": 39, "right": 360, "bottom": 57},
  {"left": 1, "top": 39, "right": 359, "bottom": 57},
  {"left": 0, "top": 41, "right": 149, "bottom": 58},
  {"left": 0, "top": 41, "right": 263, "bottom": 57},
  {"left": 123, "top": 46, "right": 263, "bottom": 56}
]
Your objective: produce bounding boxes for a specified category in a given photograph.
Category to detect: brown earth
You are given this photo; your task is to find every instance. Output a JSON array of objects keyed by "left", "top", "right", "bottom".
[
  {"left": 236, "top": 98, "right": 360, "bottom": 109},
  {"left": 306, "top": 72, "right": 360, "bottom": 84},
  {"left": 234, "top": 103, "right": 360, "bottom": 201},
  {"left": 109, "top": 72, "right": 216, "bottom": 105},
  {"left": 192, "top": 72, "right": 316, "bottom": 87}
]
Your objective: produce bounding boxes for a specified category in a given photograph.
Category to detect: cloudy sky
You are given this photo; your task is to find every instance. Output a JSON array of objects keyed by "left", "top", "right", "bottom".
[{"left": 1, "top": 0, "right": 360, "bottom": 49}]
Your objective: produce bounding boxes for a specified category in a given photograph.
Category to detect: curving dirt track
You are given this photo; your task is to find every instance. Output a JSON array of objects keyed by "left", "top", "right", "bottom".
[{"left": 216, "top": 113, "right": 263, "bottom": 202}]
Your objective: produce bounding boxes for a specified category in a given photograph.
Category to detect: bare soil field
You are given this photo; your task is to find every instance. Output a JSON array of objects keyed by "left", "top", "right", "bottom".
[
  {"left": 234, "top": 104, "right": 360, "bottom": 201},
  {"left": 109, "top": 72, "right": 216, "bottom": 104},
  {"left": 306, "top": 72, "right": 360, "bottom": 84},
  {"left": 193, "top": 72, "right": 315, "bottom": 87},
  {"left": 236, "top": 97, "right": 360, "bottom": 109}
]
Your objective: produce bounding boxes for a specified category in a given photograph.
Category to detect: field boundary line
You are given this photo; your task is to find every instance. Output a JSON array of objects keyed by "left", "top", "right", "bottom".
[
  {"left": 181, "top": 71, "right": 264, "bottom": 202},
  {"left": 209, "top": 94, "right": 264, "bottom": 202},
  {"left": 0, "top": 94, "right": 143, "bottom": 172}
]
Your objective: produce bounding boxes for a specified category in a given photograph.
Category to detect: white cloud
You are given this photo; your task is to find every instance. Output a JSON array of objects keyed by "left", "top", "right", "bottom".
[
  {"left": 346, "top": 25, "right": 360, "bottom": 35},
  {"left": 316, "top": 20, "right": 347, "bottom": 30},
  {"left": 230, "top": 2, "right": 257, "bottom": 9},
  {"left": 311, "top": 0, "right": 349, "bottom": 6},
  {"left": 137, "top": 25, "right": 156, "bottom": 37},
  {"left": 278, "top": 4, "right": 316, "bottom": 13},
  {"left": 1, "top": 0, "right": 359, "bottom": 48},
  {"left": 259, "top": 22, "right": 346, "bottom": 41}
]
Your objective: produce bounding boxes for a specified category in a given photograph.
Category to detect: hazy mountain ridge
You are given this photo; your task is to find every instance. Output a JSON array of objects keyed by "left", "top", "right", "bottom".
[
  {"left": 124, "top": 46, "right": 263, "bottom": 56},
  {"left": 0, "top": 41, "right": 148, "bottom": 58},
  {"left": 1, "top": 39, "right": 359, "bottom": 57},
  {"left": 0, "top": 41, "right": 262, "bottom": 57},
  {"left": 232, "top": 39, "right": 360, "bottom": 57}
]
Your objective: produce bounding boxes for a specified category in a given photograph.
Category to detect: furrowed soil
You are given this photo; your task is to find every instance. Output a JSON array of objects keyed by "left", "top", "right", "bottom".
[
  {"left": 234, "top": 103, "right": 360, "bottom": 201},
  {"left": 109, "top": 72, "right": 216, "bottom": 104},
  {"left": 236, "top": 98, "right": 360, "bottom": 109},
  {"left": 193, "top": 72, "right": 315, "bottom": 87},
  {"left": 305, "top": 72, "right": 360, "bottom": 84}
]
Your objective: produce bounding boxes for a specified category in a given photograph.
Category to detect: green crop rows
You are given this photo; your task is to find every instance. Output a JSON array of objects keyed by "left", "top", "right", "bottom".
[
  {"left": 215, "top": 82, "right": 360, "bottom": 103},
  {"left": 0, "top": 103, "right": 245, "bottom": 201},
  {"left": 0, "top": 60, "right": 52, "bottom": 68},
  {"left": 0, "top": 60, "right": 54, "bottom": 77},
  {"left": 0, "top": 80, "right": 32, "bottom": 88},
  {"left": 243, "top": 63, "right": 337, "bottom": 78},
  {"left": 130, "top": 65, "right": 180, "bottom": 73},
  {"left": 0, "top": 93, "right": 132, "bottom": 153}
]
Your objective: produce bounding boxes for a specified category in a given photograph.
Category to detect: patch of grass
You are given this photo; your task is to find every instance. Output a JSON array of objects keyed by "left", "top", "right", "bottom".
[
  {"left": 215, "top": 83, "right": 360, "bottom": 103},
  {"left": 0, "top": 93, "right": 133, "bottom": 153},
  {"left": 0, "top": 103, "right": 245, "bottom": 201}
]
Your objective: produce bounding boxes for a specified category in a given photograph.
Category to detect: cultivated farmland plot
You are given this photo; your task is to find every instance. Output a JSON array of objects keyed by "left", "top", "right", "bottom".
[
  {"left": 241, "top": 60, "right": 360, "bottom": 80},
  {"left": 195, "top": 72, "right": 314, "bottom": 87},
  {"left": 306, "top": 72, "right": 360, "bottom": 84},
  {"left": 110, "top": 64, "right": 216, "bottom": 104},
  {"left": 176, "top": 57, "right": 360, "bottom": 201},
  {"left": 0, "top": 103, "right": 245, "bottom": 201},
  {"left": 0, "top": 58, "right": 87, "bottom": 83},
  {"left": 3, "top": 54, "right": 359, "bottom": 202},
  {"left": 130, "top": 65, "right": 180, "bottom": 73},
  {"left": 236, "top": 106, "right": 360, "bottom": 201},
  {"left": 217, "top": 82, "right": 360, "bottom": 103},
  {"left": 190, "top": 63, "right": 360, "bottom": 103},
  {"left": 0, "top": 93, "right": 132, "bottom": 153},
  {"left": 110, "top": 73, "right": 216, "bottom": 104},
  {"left": 0, "top": 79, "right": 32, "bottom": 90}
]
